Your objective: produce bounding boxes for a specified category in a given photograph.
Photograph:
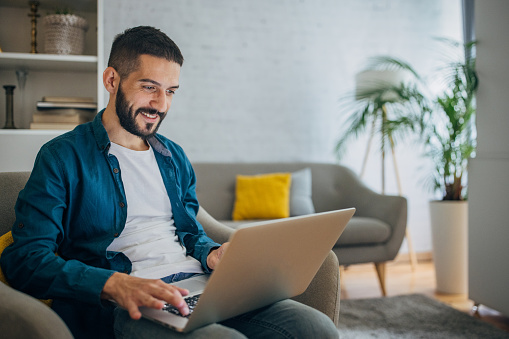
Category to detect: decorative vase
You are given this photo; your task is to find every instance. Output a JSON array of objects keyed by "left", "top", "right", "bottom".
[
  {"left": 429, "top": 200, "right": 468, "bottom": 294},
  {"left": 16, "top": 70, "right": 28, "bottom": 129},
  {"left": 43, "top": 14, "right": 89, "bottom": 55},
  {"left": 3, "top": 85, "right": 16, "bottom": 129}
]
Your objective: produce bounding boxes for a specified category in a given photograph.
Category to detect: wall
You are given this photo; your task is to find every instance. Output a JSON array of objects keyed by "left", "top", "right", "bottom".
[
  {"left": 0, "top": 0, "right": 458, "bottom": 255},
  {"left": 468, "top": 0, "right": 509, "bottom": 316},
  {"left": 101, "top": 0, "right": 462, "bottom": 254}
]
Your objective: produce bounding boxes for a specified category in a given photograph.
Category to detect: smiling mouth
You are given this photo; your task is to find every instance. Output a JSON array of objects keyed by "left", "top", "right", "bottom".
[
  {"left": 140, "top": 111, "right": 158, "bottom": 119},
  {"left": 136, "top": 107, "right": 164, "bottom": 120}
]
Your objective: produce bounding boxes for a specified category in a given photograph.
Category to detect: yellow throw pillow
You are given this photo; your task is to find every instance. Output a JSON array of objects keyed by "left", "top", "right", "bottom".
[
  {"left": 232, "top": 173, "right": 292, "bottom": 221},
  {"left": 0, "top": 231, "right": 13, "bottom": 286},
  {"left": 0, "top": 231, "right": 52, "bottom": 307}
]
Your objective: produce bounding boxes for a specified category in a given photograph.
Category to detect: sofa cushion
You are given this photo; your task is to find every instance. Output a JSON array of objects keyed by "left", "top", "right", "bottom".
[
  {"left": 232, "top": 173, "right": 292, "bottom": 221},
  {"left": 336, "top": 217, "right": 391, "bottom": 246},
  {"left": 221, "top": 216, "right": 391, "bottom": 248},
  {"left": 289, "top": 168, "right": 315, "bottom": 217}
]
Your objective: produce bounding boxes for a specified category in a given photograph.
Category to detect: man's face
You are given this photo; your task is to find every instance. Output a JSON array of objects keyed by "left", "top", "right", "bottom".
[{"left": 115, "top": 54, "right": 181, "bottom": 139}]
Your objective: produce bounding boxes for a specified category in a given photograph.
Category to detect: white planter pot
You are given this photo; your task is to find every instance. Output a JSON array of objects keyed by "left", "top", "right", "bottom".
[{"left": 429, "top": 200, "right": 468, "bottom": 294}]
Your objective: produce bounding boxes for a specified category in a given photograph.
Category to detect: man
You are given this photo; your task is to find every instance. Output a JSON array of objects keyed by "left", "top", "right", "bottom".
[{"left": 1, "top": 26, "right": 337, "bottom": 339}]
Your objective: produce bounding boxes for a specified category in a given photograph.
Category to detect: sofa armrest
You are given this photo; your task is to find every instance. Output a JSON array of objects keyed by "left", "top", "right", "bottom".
[
  {"left": 197, "top": 206, "right": 235, "bottom": 244},
  {"left": 291, "top": 251, "right": 340, "bottom": 325},
  {"left": 0, "top": 281, "right": 73, "bottom": 338},
  {"left": 326, "top": 165, "right": 407, "bottom": 261},
  {"left": 196, "top": 206, "right": 341, "bottom": 325},
  {"left": 348, "top": 190, "right": 408, "bottom": 260}
]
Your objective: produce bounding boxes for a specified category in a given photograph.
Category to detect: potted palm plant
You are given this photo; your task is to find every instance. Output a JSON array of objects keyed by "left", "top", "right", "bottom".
[
  {"left": 423, "top": 39, "right": 477, "bottom": 201},
  {"left": 337, "top": 39, "right": 477, "bottom": 294},
  {"left": 344, "top": 40, "right": 477, "bottom": 200},
  {"left": 423, "top": 39, "right": 477, "bottom": 294}
]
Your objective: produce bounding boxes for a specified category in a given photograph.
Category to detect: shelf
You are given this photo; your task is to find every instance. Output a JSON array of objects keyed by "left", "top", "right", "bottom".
[
  {"left": 0, "top": 129, "right": 68, "bottom": 136},
  {"left": 0, "top": 52, "right": 97, "bottom": 72}
]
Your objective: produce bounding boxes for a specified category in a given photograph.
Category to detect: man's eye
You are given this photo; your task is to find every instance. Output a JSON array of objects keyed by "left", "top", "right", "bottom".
[
  {"left": 166, "top": 90, "right": 175, "bottom": 96},
  {"left": 143, "top": 86, "right": 156, "bottom": 91}
]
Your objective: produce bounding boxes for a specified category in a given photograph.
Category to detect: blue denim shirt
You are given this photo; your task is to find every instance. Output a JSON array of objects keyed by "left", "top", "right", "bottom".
[{"left": 1, "top": 110, "right": 219, "bottom": 337}]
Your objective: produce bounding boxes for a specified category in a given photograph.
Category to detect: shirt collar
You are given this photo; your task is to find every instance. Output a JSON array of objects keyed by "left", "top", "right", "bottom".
[
  {"left": 92, "top": 109, "right": 111, "bottom": 153},
  {"left": 148, "top": 135, "right": 172, "bottom": 157}
]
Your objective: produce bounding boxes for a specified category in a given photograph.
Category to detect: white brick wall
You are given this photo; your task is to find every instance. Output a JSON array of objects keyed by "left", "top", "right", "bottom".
[{"left": 102, "top": 0, "right": 463, "bottom": 253}]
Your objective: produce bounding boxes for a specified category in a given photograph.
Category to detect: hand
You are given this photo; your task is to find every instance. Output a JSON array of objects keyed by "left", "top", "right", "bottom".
[
  {"left": 101, "top": 272, "right": 190, "bottom": 320},
  {"left": 206, "top": 242, "right": 230, "bottom": 270}
]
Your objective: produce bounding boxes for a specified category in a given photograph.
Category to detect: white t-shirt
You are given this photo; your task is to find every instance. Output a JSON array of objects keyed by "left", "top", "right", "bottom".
[{"left": 106, "top": 142, "right": 203, "bottom": 279}]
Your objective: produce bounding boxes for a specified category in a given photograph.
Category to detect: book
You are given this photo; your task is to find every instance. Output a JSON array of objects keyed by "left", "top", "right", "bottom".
[
  {"left": 37, "top": 101, "right": 97, "bottom": 110},
  {"left": 32, "top": 108, "right": 95, "bottom": 124},
  {"left": 33, "top": 108, "right": 96, "bottom": 116},
  {"left": 30, "top": 122, "right": 79, "bottom": 130},
  {"left": 42, "top": 96, "right": 95, "bottom": 103},
  {"left": 32, "top": 113, "right": 94, "bottom": 124}
]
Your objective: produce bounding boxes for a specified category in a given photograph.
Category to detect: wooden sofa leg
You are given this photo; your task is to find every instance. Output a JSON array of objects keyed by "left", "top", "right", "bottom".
[{"left": 374, "top": 262, "right": 387, "bottom": 296}]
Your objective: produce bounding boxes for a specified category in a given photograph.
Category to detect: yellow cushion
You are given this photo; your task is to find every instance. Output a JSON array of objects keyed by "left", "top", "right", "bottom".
[
  {"left": 0, "top": 231, "right": 13, "bottom": 286},
  {"left": 0, "top": 231, "right": 52, "bottom": 307},
  {"left": 232, "top": 173, "right": 292, "bottom": 221}
]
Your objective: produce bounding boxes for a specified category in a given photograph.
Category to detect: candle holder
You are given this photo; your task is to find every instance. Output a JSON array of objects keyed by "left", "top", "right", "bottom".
[
  {"left": 28, "top": 1, "right": 40, "bottom": 54},
  {"left": 3, "top": 85, "right": 17, "bottom": 129}
]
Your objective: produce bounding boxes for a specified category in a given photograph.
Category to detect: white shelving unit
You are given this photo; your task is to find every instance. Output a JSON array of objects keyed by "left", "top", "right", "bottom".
[{"left": 0, "top": 0, "right": 102, "bottom": 171}]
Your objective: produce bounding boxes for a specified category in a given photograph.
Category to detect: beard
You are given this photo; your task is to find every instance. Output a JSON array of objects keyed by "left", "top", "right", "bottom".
[{"left": 115, "top": 83, "right": 166, "bottom": 140}]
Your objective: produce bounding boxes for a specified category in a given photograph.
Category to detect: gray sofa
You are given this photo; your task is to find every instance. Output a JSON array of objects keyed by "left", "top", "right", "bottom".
[
  {"left": 192, "top": 163, "right": 408, "bottom": 296},
  {"left": 0, "top": 170, "right": 342, "bottom": 338}
]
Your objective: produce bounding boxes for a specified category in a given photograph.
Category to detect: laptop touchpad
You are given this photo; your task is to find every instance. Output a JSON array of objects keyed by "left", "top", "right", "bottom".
[{"left": 172, "top": 274, "right": 209, "bottom": 294}]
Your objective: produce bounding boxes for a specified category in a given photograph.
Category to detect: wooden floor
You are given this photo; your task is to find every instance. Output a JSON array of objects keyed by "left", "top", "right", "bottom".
[{"left": 339, "top": 259, "right": 509, "bottom": 333}]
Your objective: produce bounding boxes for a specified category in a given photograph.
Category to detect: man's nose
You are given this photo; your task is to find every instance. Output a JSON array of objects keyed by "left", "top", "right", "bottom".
[{"left": 151, "top": 89, "right": 169, "bottom": 112}]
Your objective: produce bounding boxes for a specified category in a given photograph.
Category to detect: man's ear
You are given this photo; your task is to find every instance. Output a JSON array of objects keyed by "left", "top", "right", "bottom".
[{"left": 103, "top": 67, "right": 120, "bottom": 94}]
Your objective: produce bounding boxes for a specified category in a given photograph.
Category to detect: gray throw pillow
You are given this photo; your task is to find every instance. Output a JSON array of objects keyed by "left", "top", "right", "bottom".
[{"left": 290, "top": 168, "right": 315, "bottom": 217}]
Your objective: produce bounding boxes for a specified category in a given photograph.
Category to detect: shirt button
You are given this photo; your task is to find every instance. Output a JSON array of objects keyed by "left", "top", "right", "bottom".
[
  {"left": 119, "top": 202, "right": 125, "bottom": 208},
  {"left": 114, "top": 233, "right": 119, "bottom": 237},
  {"left": 113, "top": 168, "right": 119, "bottom": 174},
  {"left": 18, "top": 223, "right": 24, "bottom": 229}
]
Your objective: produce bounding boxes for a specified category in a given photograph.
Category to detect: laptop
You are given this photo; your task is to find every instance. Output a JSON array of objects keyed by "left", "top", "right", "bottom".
[{"left": 139, "top": 207, "right": 355, "bottom": 332}]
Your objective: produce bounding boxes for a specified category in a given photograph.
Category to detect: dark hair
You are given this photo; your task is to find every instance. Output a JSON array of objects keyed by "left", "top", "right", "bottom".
[{"left": 107, "top": 26, "right": 184, "bottom": 78}]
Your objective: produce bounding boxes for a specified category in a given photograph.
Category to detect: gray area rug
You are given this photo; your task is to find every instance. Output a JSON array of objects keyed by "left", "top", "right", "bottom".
[{"left": 337, "top": 294, "right": 509, "bottom": 338}]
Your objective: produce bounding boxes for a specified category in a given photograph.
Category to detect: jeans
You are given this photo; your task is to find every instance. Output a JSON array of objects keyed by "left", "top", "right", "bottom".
[
  {"left": 113, "top": 274, "right": 338, "bottom": 339},
  {"left": 160, "top": 272, "right": 202, "bottom": 284}
]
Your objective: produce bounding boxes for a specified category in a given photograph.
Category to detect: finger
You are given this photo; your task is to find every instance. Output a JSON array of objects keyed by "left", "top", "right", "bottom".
[
  {"left": 218, "top": 242, "right": 230, "bottom": 258},
  {"left": 208, "top": 256, "right": 219, "bottom": 270},
  {"left": 174, "top": 286, "right": 189, "bottom": 296},
  {"left": 126, "top": 301, "right": 142, "bottom": 320},
  {"left": 148, "top": 284, "right": 189, "bottom": 314},
  {"left": 164, "top": 288, "right": 190, "bottom": 316},
  {"left": 143, "top": 296, "right": 166, "bottom": 310},
  {"left": 158, "top": 289, "right": 188, "bottom": 315},
  {"left": 153, "top": 281, "right": 188, "bottom": 300},
  {"left": 174, "top": 299, "right": 190, "bottom": 316},
  {"left": 146, "top": 280, "right": 180, "bottom": 296}
]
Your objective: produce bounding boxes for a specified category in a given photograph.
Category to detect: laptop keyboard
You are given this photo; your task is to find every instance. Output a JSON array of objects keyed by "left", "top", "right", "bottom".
[{"left": 162, "top": 294, "right": 201, "bottom": 318}]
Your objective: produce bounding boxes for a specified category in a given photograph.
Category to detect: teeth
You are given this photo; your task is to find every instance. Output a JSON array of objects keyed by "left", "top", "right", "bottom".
[{"left": 141, "top": 112, "right": 157, "bottom": 119}]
